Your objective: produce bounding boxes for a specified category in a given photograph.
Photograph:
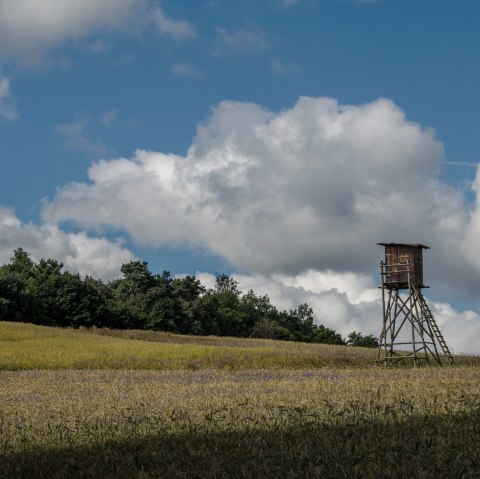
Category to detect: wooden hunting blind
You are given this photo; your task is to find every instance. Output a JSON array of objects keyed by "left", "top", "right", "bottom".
[
  {"left": 376, "top": 242, "right": 453, "bottom": 366},
  {"left": 378, "top": 243, "right": 428, "bottom": 288}
]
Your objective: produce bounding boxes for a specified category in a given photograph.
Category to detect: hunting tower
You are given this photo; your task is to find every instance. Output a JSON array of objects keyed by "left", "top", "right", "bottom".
[{"left": 377, "top": 243, "right": 453, "bottom": 366}]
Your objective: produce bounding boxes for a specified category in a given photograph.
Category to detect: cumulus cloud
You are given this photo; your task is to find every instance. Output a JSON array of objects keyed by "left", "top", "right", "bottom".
[
  {"left": 43, "top": 97, "right": 472, "bottom": 281},
  {"left": 0, "top": 206, "right": 135, "bottom": 280},
  {"left": 0, "top": 75, "right": 17, "bottom": 120},
  {"left": 430, "top": 301, "right": 480, "bottom": 355},
  {"left": 460, "top": 167, "right": 480, "bottom": 273},
  {"left": 0, "top": 0, "right": 195, "bottom": 66}
]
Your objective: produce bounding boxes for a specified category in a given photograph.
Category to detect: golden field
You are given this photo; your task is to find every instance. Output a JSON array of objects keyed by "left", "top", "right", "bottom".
[
  {"left": 0, "top": 321, "right": 479, "bottom": 478},
  {"left": 0, "top": 321, "right": 378, "bottom": 370}
]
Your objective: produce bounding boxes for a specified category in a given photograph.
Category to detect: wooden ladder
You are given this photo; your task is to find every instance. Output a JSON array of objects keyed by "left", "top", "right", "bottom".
[{"left": 418, "top": 294, "right": 454, "bottom": 365}]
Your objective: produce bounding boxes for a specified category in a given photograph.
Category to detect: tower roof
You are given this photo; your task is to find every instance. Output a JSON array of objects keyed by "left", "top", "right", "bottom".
[{"left": 377, "top": 242, "right": 430, "bottom": 249}]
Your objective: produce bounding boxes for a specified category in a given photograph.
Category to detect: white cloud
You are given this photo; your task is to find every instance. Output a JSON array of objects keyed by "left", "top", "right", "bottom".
[
  {"left": 270, "top": 59, "right": 298, "bottom": 75},
  {"left": 150, "top": 6, "right": 196, "bottom": 40},
  {"left": 216, "top": 25, "right": 267, "bottom": 54},
  {"left": 56, "top": 115, "right": 108, "bottom": 156},
  {"left": 430, "top": 301, "right": 480, "bottom": 355},
  {"left": 460, "top": 167, "right": 480, "bottom": 273},
  {"left": 43, "top": 97, "right": 471, "bottom": 280},
  {"left": 0, "top": 206, "right": 135, "bottom": 280},
  {"left": 0, "top": 75, "right": 17, "bottom": 120},
  {"left": 56, "top": 109, "right": 121, "bottom": 156},
  {"left": 172, "top": 62, "right": 200, "bottom": 78},
  {"left": 88, "top": 39, "right": 111, "bottom": 55},
  {"left": 444, "top": 161, "right": 478, "bottom": 168},
  {"left": 274, "top": 270, "right": 378, "bottom": 304},
  {"left": 0, "top": 0, "right": 195, "bottom": 66},
  {"left": 44, "top": 150, "right": 190, "bottom": 246},
  {"left": 100, "top": 108, "right": 119, "bottom": 127},
  {"left": 0, "top": 0, "right": 141, "bottom": 65}
]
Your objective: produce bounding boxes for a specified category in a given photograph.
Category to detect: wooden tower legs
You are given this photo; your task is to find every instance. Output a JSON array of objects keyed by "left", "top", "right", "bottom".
[{"left": 377, "top": 282, "right": 454, "bottom": 366}]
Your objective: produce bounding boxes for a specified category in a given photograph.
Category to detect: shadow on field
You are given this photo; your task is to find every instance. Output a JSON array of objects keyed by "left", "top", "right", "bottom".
[{"left": 1, "top": 412, "right": 480, "bottom": 479}]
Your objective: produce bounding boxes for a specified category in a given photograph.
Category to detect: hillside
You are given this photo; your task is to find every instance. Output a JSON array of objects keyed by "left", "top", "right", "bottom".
[
  {"left": 0, "top": 321, "right": 378, "bottom": 370},
  {"left": 1, "top": 321, "right": 478, "bottom": 370}
]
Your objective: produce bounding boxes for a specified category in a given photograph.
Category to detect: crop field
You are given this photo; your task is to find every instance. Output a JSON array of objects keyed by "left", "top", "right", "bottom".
[
  {"left": 1, "top": 322, "right": 480, "bottom": 478},
  {"left": 0, "top": 321, "right": 378, "bottom": 370}
]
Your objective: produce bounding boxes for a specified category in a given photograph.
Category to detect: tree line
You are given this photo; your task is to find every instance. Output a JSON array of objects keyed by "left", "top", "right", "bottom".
[{"left": 0, "top": 248, "right": 378, "bottom": 347}]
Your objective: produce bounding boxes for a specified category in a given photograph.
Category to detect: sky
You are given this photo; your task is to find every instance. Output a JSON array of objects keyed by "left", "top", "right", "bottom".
[{"left": 1, "top": 0, "right": 480, "bottom": 353}]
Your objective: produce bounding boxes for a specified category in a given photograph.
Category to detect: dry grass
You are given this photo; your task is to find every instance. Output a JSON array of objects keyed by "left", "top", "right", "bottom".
[
  {"left": 1, "top": 321, "right": 480, "bottom": 477},
  {"left": 0, "top": 321, "right": 378, "bottom": 370},
  {"left": 1, "top": 367, "right": 480, "bottom": 477}
]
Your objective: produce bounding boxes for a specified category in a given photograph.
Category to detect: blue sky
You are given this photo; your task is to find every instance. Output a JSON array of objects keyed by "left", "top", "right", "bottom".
[{"left": 1, "top": 0, "right": 480, "bottom": 351}]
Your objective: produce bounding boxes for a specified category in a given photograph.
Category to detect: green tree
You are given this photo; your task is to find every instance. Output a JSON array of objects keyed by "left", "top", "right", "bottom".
[
  {"left": 31, "top": 260, "right": 109, "bottom": 328},
  {"left": 314, "top": 325, "right": 346, "bottom": 345},
  {"left": 83, "top": 276, "right": 130, "bottom": 329},
  {"left": 214, "top": 274, "right": 240, "bottom": 295},
  {"left": 108, "top": 261, "right": 160, "bottom": 330},
  {"left": 0, "top": 271, "right": 37, "bottom": 322},
  {"left": 277, "top": 303, "right": 316, "bottom": 342},
  {"left": 0, "top": 249, "right": 380, "bottom": 349},
  {"left": 238, "top": 290, "right": 277, "bottom": 337},
  {"left": 251, "top": 318, "right": 292, "bottom": 340},
  {"left": 347, "top": 331, "right": 379, "bottom": 348},
  {"left": 119, "top": 261, "right": 155, "bottom": 294},
  {"left": 145, "top": 272, "right": 181, "bottom": 332},
  {"left": 7, "top": 247, "right": 35, "bottom": 277},
  {"left": 171, "top": 275, "right": 205, "bottom": 334},
  {"left": 198, "top": 275, "right": 244, "bottom": 336},
  {"left": 0, "top": 249, "right": 38, "bottom": 323}
]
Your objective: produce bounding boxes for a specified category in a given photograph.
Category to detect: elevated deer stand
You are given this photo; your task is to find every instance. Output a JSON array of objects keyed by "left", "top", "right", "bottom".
[{"left": 377, "top": 243, "right": 453, "bottom": 366}]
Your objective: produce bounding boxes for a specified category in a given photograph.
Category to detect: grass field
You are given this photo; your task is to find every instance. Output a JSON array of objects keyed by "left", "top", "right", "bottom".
[
  {"left": 1, "top": 321, "right": 480, "bottom": 478},
  {"left": 0, "top": 321, "right": 379, "bottom": 370}
]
